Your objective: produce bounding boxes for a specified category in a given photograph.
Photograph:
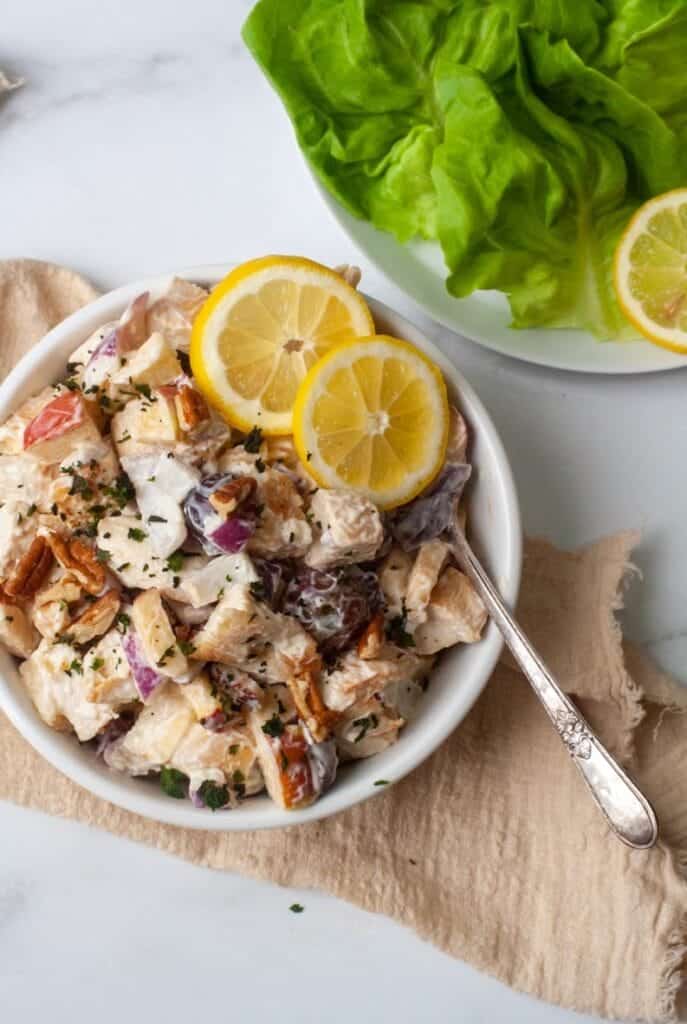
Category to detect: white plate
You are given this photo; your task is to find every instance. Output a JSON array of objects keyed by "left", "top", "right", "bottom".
[{"left": 314, "top": 180, "right": 687, "bottom": 376}]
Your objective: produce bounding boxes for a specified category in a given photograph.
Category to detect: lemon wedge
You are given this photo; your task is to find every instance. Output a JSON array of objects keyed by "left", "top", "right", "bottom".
[
  {"left": 614, "top": 189, "right": 687, "bottom": 353},
  {"left": 292, "top": 335, "right": 449, "bottom": 509},
  {"left": 190, "top": 256, "right": 374, "bottom": 434}
]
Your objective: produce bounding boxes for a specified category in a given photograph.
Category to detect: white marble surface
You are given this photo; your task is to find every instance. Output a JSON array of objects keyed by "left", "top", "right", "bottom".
[{"left": 1, "top": 2, "right": 685, "bottom": 1021}]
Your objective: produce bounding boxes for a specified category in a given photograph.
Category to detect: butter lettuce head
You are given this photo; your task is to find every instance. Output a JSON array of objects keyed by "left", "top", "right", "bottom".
[{"left": 243, "top": 0, "right": 687, "bottom": 340}]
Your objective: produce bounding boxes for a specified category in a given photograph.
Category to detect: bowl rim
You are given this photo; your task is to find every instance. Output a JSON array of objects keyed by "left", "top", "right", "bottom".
[{"left": 0, "top": 263, "right": 522, "bottom": 831}]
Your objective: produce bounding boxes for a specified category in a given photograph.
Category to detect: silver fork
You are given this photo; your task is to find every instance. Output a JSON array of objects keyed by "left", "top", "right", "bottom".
[{"left": 448, "top": 519, "right": 658, "bottom": 850}]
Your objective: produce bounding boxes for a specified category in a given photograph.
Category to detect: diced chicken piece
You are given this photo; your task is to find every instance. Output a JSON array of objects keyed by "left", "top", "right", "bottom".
[
  {"left": 192, "top": 584, "right": 319, "bottom": 683},
  {"left": 131, "top": 589, "right": 189, "bottom": 680},
  {"left": 217, "top": 447, "right": 265, "bottom": 477},
  {"left": 121, "top": 452, "right": 199, "bottom": 557},
  {"left": 0, "top": 501, "right": 42, "bottom": 576},
  {"left": 378, "top": 547, "right": 413, "bottom": 617},
  {"left": 67, "top": 322, "right": 119, "bottom": 372},
  {"left": 305, "top": 489, "right": 384, "bottom": 569},
  {"left": 104, "top": 682, "right": 194, "bottom": 773},
  {"left": 249, "top": 469, "right": 312, "bottom": 559},
  {"left": 68, "top": 591, "right": 121, "bottom": 646},
  {"left": 96, "top": 516, "right": 170, "bottom": 589},
  {"left": 322, "top": 644, "right": 433, "bottom": 713},
  {"left": 104, "top": 675, "right": 263, "bottom": 798},
  {"left": 23, "top": 392, "right": 102, "bottom": 463},
  {"left": 111, "top": 332, "right": 182, "bottom": 392},
  {"left": 48, "top": 440, "right": 121, "bottom": 526},
  {"left": 0, "top": 602, "right": 38, "bottom": 658},
  {"left": 83, "top": 629, "right": 138, "bottom": 705},
  {"left": 413, "top": 567, "right": 487, "bottom": 655},
  {"left": 31, "top": 572, "right": 83, "bottom": 641},
  {"left": 405, "top": 540, "right": 450, "bottom": 627},
  {"left": 146, "top": 278, "right": 208, "bottom": 350},
  {"left": 163, "top": 552, "right": 258, "bottom": 608},
  {"left": 0, "top": 454, "right": 56, "bottom": 506},
  {"left": 248, "top": 693, "right": 330, "bottom": 810},
  {"left": 112, "top": 394, "right": 182, "bottom": 454},
  {"left": 0, "top": 388, "right": 61, "bottom": 454},
  {"left": 20, "top": 639, "right": 118, "bottom": 740},
  {"left": 446, "top": 405, "right": 469, "bottom": 463},
  {"left": 334, "top": 694, "right": 404, "bottom": 760},
  {"left": 263, "top": 435, "right": 312, "bottom": 485}
]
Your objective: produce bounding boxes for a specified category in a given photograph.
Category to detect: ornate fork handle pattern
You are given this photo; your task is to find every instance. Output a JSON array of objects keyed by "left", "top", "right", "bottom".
[{"left": 449, "top": 525, "right": 658, "bottom": 850}]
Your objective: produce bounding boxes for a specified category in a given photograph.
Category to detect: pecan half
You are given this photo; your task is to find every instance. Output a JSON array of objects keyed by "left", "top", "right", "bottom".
[
  {"left": 46, "top": 534, "right": 106, "bottom": 595},
  {"left": 175, "top": 384, "right": 210, "bottom": 433},
  {"left": 4, "top": 537, "right": 54, "bottom": 599},
  {"left": 357, "top": 612, "right": 384, "bottom": 660},
  {"left": 286, "top": 668, "right": 338, "bottom": 743},
  {"left": 68, "top": 590, "right": 121, "bottom": 645},
  {"left": 209, "top": 476, "right": 257, "bottom": 518}
]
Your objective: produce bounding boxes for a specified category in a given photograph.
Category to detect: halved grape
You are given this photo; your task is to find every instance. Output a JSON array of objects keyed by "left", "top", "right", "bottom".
[{"left": 283, "top": 565, "right": 381, "bottom": 655}]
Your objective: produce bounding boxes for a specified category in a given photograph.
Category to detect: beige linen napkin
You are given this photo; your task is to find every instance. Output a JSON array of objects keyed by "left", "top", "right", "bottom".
[{"left": 2, "top": 260, "right": 687, "bottom": 1023}]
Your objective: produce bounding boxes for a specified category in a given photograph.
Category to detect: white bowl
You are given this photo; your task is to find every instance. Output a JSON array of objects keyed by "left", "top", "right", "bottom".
[{"left": 0, "top": 265, "right": 522, "bottom": 830}]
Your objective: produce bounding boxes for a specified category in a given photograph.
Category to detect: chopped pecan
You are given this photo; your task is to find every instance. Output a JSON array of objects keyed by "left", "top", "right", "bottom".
[
  {"left": 4, "top": 537, "right": 54, "bottom": 599},
  {"left": 357, "top": 612, "right": 385, "bottom": 660},
  {"left": 209, "top": 476, "right": 257, "bottom": 518},
  {"left": 287, "top": 668, "right": 338, "bottom": 743},
  {"left": 68, "top": 590, "right": 121, "bottom": 645},
  {"left": 175, "top": 384, "right": 210, "bottom": 433},
  {"left": 46, "top": 534, "right": 106, "bottom": 595}
]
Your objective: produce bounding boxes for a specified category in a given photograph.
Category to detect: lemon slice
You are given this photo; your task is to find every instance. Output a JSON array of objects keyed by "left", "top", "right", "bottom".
[
  {"left": 190, "top": 256, "right": 374, "bottom": 434},
  {"left": 292, "top": 335, "right": 449, "bottom": 509},
  {"left": 614, "top": 189, "right": 687, "bottom": 353}
]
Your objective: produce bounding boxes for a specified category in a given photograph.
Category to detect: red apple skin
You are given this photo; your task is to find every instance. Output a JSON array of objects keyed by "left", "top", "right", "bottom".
[{"left": 23, "top": 392, "right": 85, "bottom": 450}]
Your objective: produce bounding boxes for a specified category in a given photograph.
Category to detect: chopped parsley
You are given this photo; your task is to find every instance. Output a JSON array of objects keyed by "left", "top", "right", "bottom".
[
  {"left": 352, "top": 713, "right": 379, "bottom": 743},
  {"left": 249, "top": 580, "right": 267, "bottom": 602},
  {"left": 95, "top": 547, "right": 111, "bottom": 563},
  {"left": 104, "top": 472, "right": 135, "bottom": 508},
  {"left": 386, "top": 610, "right": 415, "bottom": 649},
  {"left": 198, "top": 780, "right": 229, "bottom": 811},
  {"left": 69, "top": 473, "right": 94, "bottom": 500},
  {"left": 134, "top": 382, "right": 152, "bottom": 399},
  {"left": 66, "top": 659, "right": 83, "bottom": 676},
  {"left": 115, "top": 611, "right": 131, "bottom": 634},
  {"left": 159, "top": 767, "right": 188, "bottom": 799},
  {"left": 243, "top": 426, "right": 263, "bottom": 452},
  {"left": 261, "top": 713, "right": 285, "bottom": 738},
  {"left": 255, "top": 457, "right": 266, "bottom": 473},
  {"left": 90, "top": 657, "right": 105, "bottom": 671},
  {"left": 166, "top": 550, "right": 185, "bottom": 572},
  {"left": 26, "top": 503, "right": 37, "bottom": 517},
  {"left": 373, "top": 779, "right": 389, "bottom": 787},
  {"left": 127, "top": 527, "right": 147, "bottom": 542},
  {"left": 148, "top": 515, "right": 167, "bottom": 524},
  {"left": 177, "top": 639, "right": 196, "bottom": 656},
  {"left": 116, "top": 562, "right": 131, "bottom": 572},
  {"left": 157, "top": 645, "right": 176, "bottom": 666},
  {"left": 289, "top": 904, "right": 305, "bottom": 914}
]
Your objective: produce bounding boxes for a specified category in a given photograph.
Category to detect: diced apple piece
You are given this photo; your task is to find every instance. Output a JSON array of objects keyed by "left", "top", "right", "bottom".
[
  {"left": 131, "top": 589, "right": 189, "bottom": 680},
  {"left": 23, "top": 392, "right": 101, "bottom": 462},
  {"left": 112, "top": 332, "right": 182, "bottom": 391}
]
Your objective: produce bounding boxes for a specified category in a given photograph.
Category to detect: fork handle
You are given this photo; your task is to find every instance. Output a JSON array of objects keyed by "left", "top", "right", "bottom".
[{"left": 449, "top": 528, "right": 658, "bottom": 850}]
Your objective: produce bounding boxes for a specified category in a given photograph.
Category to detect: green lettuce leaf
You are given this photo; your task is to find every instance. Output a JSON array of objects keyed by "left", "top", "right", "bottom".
[{"left": 243, "top": 0, "right": 687, "bottom": 340}]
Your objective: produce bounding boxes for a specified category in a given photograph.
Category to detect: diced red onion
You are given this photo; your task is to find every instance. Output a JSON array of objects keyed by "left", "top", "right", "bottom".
[
  {"left": 390, "top": 462, "right": 472, "bottom": 550},
  {"left": 122, "top": 629, "right": 163, "bottom": 701},
  {"left": 209, "top": 516, "right": 254, "bottom": 554}
]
